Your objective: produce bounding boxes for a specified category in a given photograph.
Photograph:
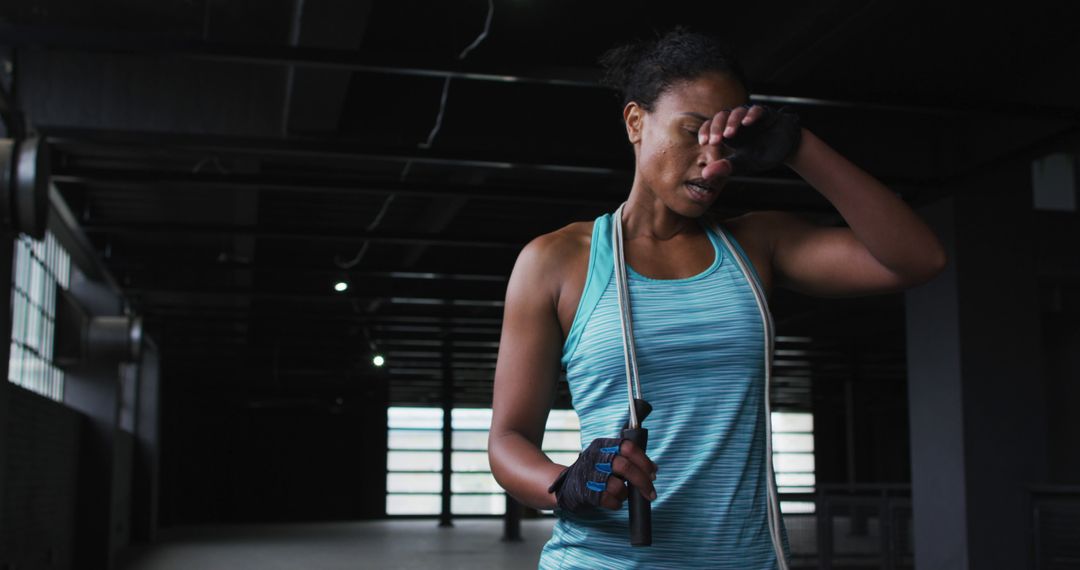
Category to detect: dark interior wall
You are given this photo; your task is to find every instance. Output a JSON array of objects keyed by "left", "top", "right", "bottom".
[
  {"left": 0, "top": 228, "right": 14, "bottom": 563},
  {"left": 906, "top": 168, "right": 1060, "bottom": 569},
  {"left": 17, "top": 49, "right": 288, "bottom": 137},
  {"left": 131, "top": 338, "right": 161, "bottom": 542},
  {"left": 1038, "top": 196, "right": 1080, "bottom": 486},
  {"left": 1, "top": 386, "right": 81, "bottom": 570},
  {"left": 110, "top": 430, "right": 134, "bottom": 553},
  {"left": 954, "top": 167, "right": 1049, "bottom": 570},
  {"left": 1044, "top": 305, "right": 1080, "bottom": 484},
  {"left": 64, "top": 359, "right": 123, "bottom": 569},
  {"left": 804, "top": 328, "right": 913, "bottom": 487},
  {"left": 813, "top": 375, "right": 912, "bottom": 485},
  {"left": 62, "top": 265, "right": 129, "bottom": 569},
  {"left": 161, "top": 357, "right": 389, "bottom": 525}
]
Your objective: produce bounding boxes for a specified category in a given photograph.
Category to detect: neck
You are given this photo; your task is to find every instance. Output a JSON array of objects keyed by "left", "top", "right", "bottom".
[{"left": 622, "top": 180, "right": 700, "bottom": 241}]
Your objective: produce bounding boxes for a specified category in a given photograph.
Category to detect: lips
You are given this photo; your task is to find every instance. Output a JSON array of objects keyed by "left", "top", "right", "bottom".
[
  {"left": 688, "top": 177, "right": 723, "bottom": 191},
  {"left": 684, "top": 178, "right": 722, "bottom": 203}
]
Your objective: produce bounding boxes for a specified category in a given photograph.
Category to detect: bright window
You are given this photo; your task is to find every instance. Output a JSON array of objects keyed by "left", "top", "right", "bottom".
[
  {"left": 536, "top": 409, "right": 581, "bottom": 515},
  {"left": 8, "top": 232, "right": 70, "bottom": 401},
  {"left": 772, "top": 411, "right": 816, "bottom": 514},
  {"left": 386, "top": 407, "right": 443, "bottom": 515},
  {"left": 386, "top": 407, "right": 813, "bottom": 516},
  {"left": 386, "top": 406, "right": 582, "bottom": 516}
]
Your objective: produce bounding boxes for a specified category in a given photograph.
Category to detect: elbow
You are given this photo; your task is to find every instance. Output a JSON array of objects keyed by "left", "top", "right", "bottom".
[
  {"left": 928, "top": 234, "right": 949, "bottom": 274},
  {"left": 487, "top": 435, "right": 501, "bottom": 479},
  {"left": 486, "top": 431, "right": 510, "bottom": 488},
  {"left": 907, "top": 250, "right": 948, "bottom": 288},
  {"left": 919, "top": 241, "right": 949, "bottom": 279},
  {"left": 930, "top": 247, "right": 948, "bottom": 277}
]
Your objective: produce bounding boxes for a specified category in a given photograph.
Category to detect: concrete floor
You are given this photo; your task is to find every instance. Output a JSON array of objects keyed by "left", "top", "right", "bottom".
[{"left": 117, "top": 519, "right": 556, "bottom": 570}]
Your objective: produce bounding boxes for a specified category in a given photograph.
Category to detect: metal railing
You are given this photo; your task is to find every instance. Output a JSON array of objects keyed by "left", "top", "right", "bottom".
[{"left": 783, "top": 484, "right": 913, "bottom": 570}]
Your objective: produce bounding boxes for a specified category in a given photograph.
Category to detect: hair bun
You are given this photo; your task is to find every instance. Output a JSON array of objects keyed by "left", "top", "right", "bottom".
[{"left": 597, "top": 27, "right": 749, "bottom": 111}]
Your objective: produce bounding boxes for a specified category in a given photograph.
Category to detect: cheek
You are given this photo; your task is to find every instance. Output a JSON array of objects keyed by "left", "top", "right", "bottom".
[
  {"left": 641, "top": 140, "right": 691, "bottom": 182},
  {"left": 641, "top": 138, "right": 673, "bottom": 165}
]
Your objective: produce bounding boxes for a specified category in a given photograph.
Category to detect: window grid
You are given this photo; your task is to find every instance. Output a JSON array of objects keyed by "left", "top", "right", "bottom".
[
  {"left": 773, "top": 411, "right": 816, "bottom": 514},
  {"left": 386, "top": 406, "right": 581, "bottom": 516},
  {"left": 386, "top": 407, "right": 443, "bottom": 515},
  {"left": 8, "top": 232, "right": 70, "bottom": 401},
  {"left": 387, "top": 408, "right": 815, "bottom": 516}
]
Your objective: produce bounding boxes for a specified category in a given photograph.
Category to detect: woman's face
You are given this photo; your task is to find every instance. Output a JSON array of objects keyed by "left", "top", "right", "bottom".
[{"left": 625, "top": 71, "right": 749, "bottom": 217}]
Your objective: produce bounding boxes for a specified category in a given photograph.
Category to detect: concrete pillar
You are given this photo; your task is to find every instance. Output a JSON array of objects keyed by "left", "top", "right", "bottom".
[{"left": 905, "top": 170, "right": 1049, "bottom": 570}]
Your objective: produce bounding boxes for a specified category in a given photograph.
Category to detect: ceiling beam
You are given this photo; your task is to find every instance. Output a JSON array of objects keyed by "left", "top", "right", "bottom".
[
  {"left": 82, "top": 221, "right": 526, "bottom": 248},
  {"left": 6, "top": 23, "right": 1079, "bottom": 121},
  {"left": 51, "top": 165, "right": 861, "bottom": 212}
]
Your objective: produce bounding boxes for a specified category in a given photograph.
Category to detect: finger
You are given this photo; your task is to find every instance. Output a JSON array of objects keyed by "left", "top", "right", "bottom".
[
  {"left": 612, "top": 454, "right": 657, "bottom": 500},
  {"left": 600, "top": 475, "right": 628, "bottom": 510},
  {"left": 708, "top": 110, "right": 730, "bottom": 145},
  {"left": 724, "top": 107, "right": 749, "bottom": 138},
  {"left": 698, "top": 118, "right": 712, "bottom": 146},
  {"left": 743, "top": 104, "right": 765, "bottom": 125},
  {"left": 619, "top": 440, "right": 658, "bottom": 477},
  {"left": 702, "top": 158, "right": 733, "bottom": 181}
]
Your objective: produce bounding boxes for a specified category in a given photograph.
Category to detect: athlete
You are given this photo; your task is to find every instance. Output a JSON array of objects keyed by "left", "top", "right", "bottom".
[{"left": 488, "top": 27, "right": 946, "bottom": 569}]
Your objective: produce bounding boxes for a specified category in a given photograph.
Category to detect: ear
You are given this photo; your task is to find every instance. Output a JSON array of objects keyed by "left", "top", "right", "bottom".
[{"left": 623, "top": 102, "right": 644, "bottom": 144}]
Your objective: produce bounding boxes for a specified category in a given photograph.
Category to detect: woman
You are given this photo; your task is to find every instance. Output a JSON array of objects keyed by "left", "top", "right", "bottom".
[{"left": 488, "top": 28, "right": 946, "bottom": 569}]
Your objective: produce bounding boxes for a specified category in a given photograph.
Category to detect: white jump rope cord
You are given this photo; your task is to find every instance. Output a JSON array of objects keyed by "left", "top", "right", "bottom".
[
  {"left": 612, "top": 203, "right": 643, "bottom": 428},
  {"left": 611, "top": 202, "right": 789, "bottom": 569}
]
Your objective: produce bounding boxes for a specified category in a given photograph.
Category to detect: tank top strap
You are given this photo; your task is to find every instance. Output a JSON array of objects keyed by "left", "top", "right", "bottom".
[
  {"left": 707, "top": 218, "right": 767, "bottom": 296},
  {"left": 561, "top": 212, "right": 614, "bottom": 369}
]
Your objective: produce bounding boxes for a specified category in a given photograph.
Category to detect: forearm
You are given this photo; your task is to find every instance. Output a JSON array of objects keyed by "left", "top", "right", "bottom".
[
  {"left": 785, "top": 128, "right": 947, "bottom": 276},
  {"left": 489, "top": 430, "right": 567, "bottom": 511}
]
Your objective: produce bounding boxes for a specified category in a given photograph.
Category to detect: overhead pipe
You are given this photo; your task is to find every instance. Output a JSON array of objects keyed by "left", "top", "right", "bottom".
[{"left": 0, "top": 135, "right": 49, "bottom": 238}]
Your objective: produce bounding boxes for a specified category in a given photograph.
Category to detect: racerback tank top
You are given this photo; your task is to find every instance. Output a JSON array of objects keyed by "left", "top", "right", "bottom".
[{"left": 538, "top": 210, "right": 792, "bottom": 569}]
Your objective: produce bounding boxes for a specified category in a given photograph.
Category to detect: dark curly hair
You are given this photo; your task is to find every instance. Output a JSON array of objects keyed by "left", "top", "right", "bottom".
[{"left": 598, "top": 26, "right": 750, "bottom": 112}]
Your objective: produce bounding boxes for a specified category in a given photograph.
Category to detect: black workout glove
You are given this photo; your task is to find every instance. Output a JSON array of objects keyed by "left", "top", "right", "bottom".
[
  {"left": 547, "top": 437, "right": 623, "bottom": 513},
  {"left": 547, "top": 400, "right": 653, "bottom": 514},
  {"left": 722, "top": 104, "right": 802, "bottom": 174}
]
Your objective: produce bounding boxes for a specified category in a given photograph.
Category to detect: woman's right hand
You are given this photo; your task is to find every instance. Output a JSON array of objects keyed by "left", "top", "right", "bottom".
[{"left": 548, "top": 438, "right": 659, "bottom": 513}]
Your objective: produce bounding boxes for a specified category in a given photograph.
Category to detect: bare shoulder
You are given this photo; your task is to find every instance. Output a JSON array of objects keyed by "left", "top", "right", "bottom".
[
  {"left": 509, "top": 221, "right": 593, "bottom": 299},
  {"left": 526, "top": 220, "right": 592, "bottom": 259},
  {"left": 716, "top": 209, "right": 808, "bottom": 254},
  {"left": 707, "top": 210, "right": 792, "bottom": 299},
  {"left": 515, "top": 221, "right": 592, "bottom": 276}
]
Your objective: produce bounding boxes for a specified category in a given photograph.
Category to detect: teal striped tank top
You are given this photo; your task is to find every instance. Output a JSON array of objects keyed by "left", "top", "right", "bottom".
[{"left": 538, "top": 211, "right": 792, "bottom": 569}]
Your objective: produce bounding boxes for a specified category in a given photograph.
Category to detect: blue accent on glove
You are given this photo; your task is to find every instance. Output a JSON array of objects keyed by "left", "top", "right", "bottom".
[{"left": 546, "top": 437, "right": 624, "bottom": 513}]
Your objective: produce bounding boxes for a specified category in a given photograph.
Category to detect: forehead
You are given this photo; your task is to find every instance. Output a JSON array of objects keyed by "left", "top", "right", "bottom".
[{"left": 653, "top": 72, "right": 749, "bottom": 116}]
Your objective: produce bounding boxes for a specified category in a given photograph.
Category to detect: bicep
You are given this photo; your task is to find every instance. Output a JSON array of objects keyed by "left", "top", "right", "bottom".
[{"left": 490, "top": 240, "right": 564, "bottom": 446}]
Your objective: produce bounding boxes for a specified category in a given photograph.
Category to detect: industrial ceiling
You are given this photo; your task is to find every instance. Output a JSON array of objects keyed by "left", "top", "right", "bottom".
[{"left": 2, "top": 1, "right": 1078, "bottom": 409}]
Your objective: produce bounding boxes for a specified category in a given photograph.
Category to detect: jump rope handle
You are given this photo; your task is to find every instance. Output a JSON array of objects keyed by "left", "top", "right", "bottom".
[
  {"left": 621, "top": 426, "right": 651, "bottom": 546},
  {"left": 621, "top": 398, "right": 653, "bottom": 546}
]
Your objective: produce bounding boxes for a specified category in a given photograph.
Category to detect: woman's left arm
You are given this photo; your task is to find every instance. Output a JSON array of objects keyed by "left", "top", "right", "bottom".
[{"left": 764, "top": 128, "right": 948, "bottom": 298}]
